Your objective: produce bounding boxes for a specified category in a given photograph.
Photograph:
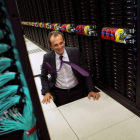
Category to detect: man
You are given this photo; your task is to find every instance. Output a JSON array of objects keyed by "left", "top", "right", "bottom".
[{"left": 41, "top": 31, "right": 100, "bottom": 106}]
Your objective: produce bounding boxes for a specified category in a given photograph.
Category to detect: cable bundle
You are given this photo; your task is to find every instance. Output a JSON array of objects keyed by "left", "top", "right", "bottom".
[
  {"left": 115, "top": 29, "right": 126, "bottom": 43},
  {"left": 0, "top": 108, "right": 30, "bottom": 135},
  {"left": 39, "top": 23, "right": 44, "bottom": 28},
  {"left": 0, "top": 107, "right": 38, "bottom": 140},
  {"left": 51, "top": 23, "right": 61, "bottom": 31},
  {"left": 101, "top": 27, "right": 108, "bottom": 39},
  {"left": 31, "top": 22, "right": 35, "bottom": 27},
  {"left": 34, "top": 22, "right": 39, "bottom": 27},
  {"left": 0, "top": 1, "right": 38, "bottom": 139},
  {"left": 0, "top": 29, "right": 9, "bottom": 40},
  {"left": 0, "top": 54, "right": 37, "bottom": 139},
  {"left": 0, "top": 96, "right": 23, "bottom": 116},
  {"left": 44, "top": 23, "right": 51, "bottom": 29},
  {"left": 0, "top": 86, "right": 37, "bottom": 139},
  {"left": 101, "top": 27, "right": 136, "bottom": 44},
  {"left": 101, "top": 27, "right": 119, "bottom": 40},
  {"left": 0, "top": 72, "right": 27, "bottom": 87},
  {"left": 0, "top": 58, "right": 13, "bottom": 73},
  {"left": 0, "top": 85, "right": 19, "bottom": 101},
  {"left": 110, "top": 28, "right": 119, "bottom": 41},
  {"left": 0, "top": 73, "right": 17, "bottom": 87},
  {"left": 0, "top": 43, "right": 11, "bottom": 54},
  {"left": 21, "top": 21, "right": 52, "bottom": 29},
  {"left": 0, "top": 58, "right": 27, "bottom": 88},
  {"left": 61, "top": 24, "right": 75, "bottom": 33},
  {"left": 0, "top": 81, "right": 37, "bottom": 139},
  {"left": 76, "top": 25, "right": 97, "bottom": 36}
]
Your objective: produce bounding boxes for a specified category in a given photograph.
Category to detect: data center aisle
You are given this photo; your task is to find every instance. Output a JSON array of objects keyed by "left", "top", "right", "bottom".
[
  {"left": 25, "top": 38, "right": 46, "bottom": 76},
  {"left": 25, "top": 38, "right": 140, "bottom": 140}
]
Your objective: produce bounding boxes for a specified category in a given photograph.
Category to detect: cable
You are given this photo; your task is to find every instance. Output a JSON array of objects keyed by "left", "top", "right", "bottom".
[
  {"left": 0, "top": 108, "right": 38, "bottom": 140},
  {"left": 0, "top": 1, "right": 38, "bottom": 139},
  {"left": 0, "top": 72, "right": 16, "bottom": 87},
  {"left": 0, "top": 85, "right": 19, "bottom": 101},
  {"left": 0, "top": 43, "right": 11, "bottom": 54},
  {"left": 115, "top": 29, "right": 126, "bottom": 43},
  {"left": 0, "top": 96, "right": 23, "bottom": 116},
  {"left": 0, "top": 58, "right": 12, "bottom": 73},
  {"left": 22, "top": 87, "right": 37, "bottom": 140}
]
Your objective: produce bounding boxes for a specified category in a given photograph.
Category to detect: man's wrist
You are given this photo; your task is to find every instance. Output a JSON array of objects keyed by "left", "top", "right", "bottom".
[
  {"left": 89, "top": 91, "right": 98, "bottom": 93},
  {"left": 45, "top": 92, "right": 51, "bottom": 95},
  {"left": 89, "top": 88, "right": 100, "bottom": 93}
]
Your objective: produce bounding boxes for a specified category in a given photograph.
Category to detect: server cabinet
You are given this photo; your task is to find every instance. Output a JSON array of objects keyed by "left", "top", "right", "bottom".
[{"left": 0, "top": 0, "right": 50, "bottom": 139}]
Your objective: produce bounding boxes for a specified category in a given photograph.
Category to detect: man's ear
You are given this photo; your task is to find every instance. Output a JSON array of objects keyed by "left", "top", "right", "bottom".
[{"left": 48, "top": 44, "right": 52, "bottom": 48}]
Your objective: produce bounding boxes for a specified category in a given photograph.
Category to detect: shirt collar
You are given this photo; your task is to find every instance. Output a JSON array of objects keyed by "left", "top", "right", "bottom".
[{"left": 55, "top": 49, "right": 67, "bottom": 59}]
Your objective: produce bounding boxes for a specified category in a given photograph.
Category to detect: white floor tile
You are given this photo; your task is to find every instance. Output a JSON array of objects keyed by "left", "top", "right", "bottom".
[
  {"left": 24, "top": 38, "right": 47, "bottom": 76},
  {"left": 84, "top": 115, "right": 140, "bottom": 140},
  {"left": 59, "top": 92, "right": 135, "bottom": 140},
  {"left": 34, "top": 77, "right": 56, "bottom": 112},
  {"left": 28, "top": 51, "right": 46, "bottom": 76},
  {"left": 25, "top": 38, "right": 40, "bottom": 51},
  {"left": 44, "top": 108, "right": 79, "bottom": 140},
  {"left": 25, "top": 42, "right": 39, "bottom": 51}
]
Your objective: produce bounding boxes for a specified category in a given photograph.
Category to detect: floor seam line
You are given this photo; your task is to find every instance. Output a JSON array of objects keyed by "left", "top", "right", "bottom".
[
  {"left": 81, "top": 115, "right": 136, "bottom": 140},
  {"left": 43, "top": 107, "right": 58, "bottom": 113},
  {"left": 57, "top": 107, "right": 80, "bottom": 140}
]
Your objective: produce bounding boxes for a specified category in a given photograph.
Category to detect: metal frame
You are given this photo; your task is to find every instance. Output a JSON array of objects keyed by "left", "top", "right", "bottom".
[
  {"left": 5, "top": 0, "right": 50, "bottom": 139},
  {"left": 95, "top": 0, "right": 105, "bottom": 84},
  {"left": 136, "top": 0, "right": 140, "bottom": 110}
]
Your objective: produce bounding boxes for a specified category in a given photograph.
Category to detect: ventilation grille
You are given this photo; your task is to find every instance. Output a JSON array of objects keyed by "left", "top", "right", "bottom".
[{"left": 28, "top": 48, "right": 43, "bottom": 54}]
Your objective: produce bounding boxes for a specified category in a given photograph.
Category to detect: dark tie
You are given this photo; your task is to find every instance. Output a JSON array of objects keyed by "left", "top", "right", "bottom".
[{"left": 44, "top": 55, "right": 89, "bottom": 76}]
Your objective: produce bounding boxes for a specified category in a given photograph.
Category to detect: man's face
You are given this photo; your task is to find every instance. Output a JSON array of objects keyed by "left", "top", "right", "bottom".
[{"left": 49, "top": 34, "right": 65, "bottom": 55}]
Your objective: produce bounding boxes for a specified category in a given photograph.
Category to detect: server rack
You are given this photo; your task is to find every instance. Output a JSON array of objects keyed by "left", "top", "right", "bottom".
[
  {"left": 1, "top": 0, "right": 51, "bottom": 139},
  {"left": 34, "top": 0, "right": 46, "bottom": 48},
  {"left": 39, "top": 0, "right": 52, "bottom": 51},
  {"left": 97, "top": 0, "right": 140, "bottom": 116},
  {"left": 59, "top": 0, "right": 79, "bottom": 48},
  {"left": 136, "top": 0, "right": 140, "bottom": 110},
  {"left": 74, "top": 0, "right": 103, "bottom": 83}
]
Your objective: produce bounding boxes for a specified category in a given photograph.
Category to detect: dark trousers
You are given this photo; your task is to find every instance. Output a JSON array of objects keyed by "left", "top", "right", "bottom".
[{"left": 54, "top": 84, "right": 84, "bottom": 106}]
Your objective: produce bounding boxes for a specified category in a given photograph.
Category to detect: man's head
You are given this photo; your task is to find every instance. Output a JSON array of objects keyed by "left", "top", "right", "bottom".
[{"left": 48, "top": 31, "right": 65, "bottom": 55}]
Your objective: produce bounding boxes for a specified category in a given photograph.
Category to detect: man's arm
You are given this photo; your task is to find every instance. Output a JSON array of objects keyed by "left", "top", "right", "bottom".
[{"left": 41, "top": 54, "right": 53, "bottom": 104}]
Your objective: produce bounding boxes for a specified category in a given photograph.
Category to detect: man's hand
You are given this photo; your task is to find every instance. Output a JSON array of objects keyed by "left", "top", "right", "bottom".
[
  {"left": 88, "top": 91, "right": 100, "bottom": 100},
  {"left": 42, "top": 92, "right": 54, "bottom": 104}
]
